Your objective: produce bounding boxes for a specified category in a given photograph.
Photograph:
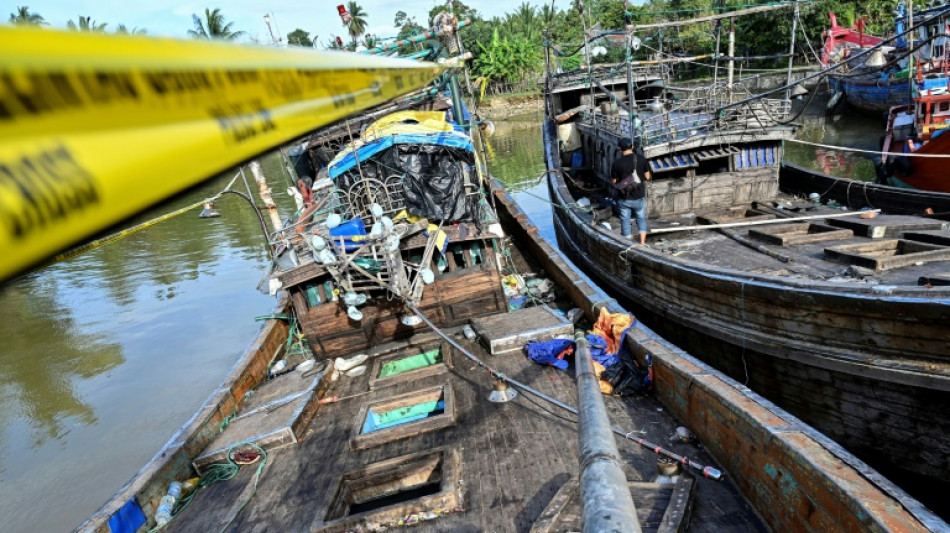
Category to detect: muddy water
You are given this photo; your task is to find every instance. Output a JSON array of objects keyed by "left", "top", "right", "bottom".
[{"left": 0, "top": 156, "right": 296, "bottom": 533}]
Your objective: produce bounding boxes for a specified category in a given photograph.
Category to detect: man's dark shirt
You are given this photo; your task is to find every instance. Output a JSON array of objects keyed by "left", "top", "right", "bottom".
[{"left": 610, "top": 152, "right": 648, "bottom": 200}]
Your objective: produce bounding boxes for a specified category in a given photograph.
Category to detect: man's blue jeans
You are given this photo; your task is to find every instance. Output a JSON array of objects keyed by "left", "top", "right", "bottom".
[{"left": 617, "top": 197, "right": 648, "bottom": 238}]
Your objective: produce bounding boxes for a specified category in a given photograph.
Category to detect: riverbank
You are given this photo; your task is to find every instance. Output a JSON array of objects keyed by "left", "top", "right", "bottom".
[{"left": 478, "top": 92, "right": 542, "bottom": 120}]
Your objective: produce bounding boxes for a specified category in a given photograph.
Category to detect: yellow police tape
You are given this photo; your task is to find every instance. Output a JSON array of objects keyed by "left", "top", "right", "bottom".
[{"left": 0, "top": 26, "right": 442, "bottom": 282}]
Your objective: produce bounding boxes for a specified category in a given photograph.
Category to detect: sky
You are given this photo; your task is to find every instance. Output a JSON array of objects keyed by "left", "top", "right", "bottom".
[{"left": 11, "top": 1, "right": 576, "bottom": 47}]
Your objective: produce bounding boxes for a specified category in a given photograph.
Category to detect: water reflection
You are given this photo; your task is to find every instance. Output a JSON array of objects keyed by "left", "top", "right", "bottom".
[
  {"left": 784, "top": 113, "right": 883, "bottom": 182},
  {"left": 485, "top": 111, "right": 558, "bottom": 244},
  {"left": 0, "top": 276, "right": 120, "bottom": 451},
  {"left": 0, "top": 153, "right": 294, "bottom": 533}
]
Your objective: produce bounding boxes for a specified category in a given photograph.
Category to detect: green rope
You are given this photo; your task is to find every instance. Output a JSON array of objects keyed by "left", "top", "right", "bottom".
[{"left": 145, "top": 441, "right": 268, "bottom": 532}]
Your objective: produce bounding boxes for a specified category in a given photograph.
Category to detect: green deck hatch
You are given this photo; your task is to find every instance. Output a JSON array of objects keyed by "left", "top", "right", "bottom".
[{"left": 378, "top": 349, "right": 442, "bottom": 378}]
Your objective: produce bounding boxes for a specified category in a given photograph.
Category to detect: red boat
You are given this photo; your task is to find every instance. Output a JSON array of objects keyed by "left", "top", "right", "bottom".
[
  {"left": 881, "top": 88, "right": 950, "bottom": 192},
  {"left": 821, "top": 13, "right": 883, "bottom": 66}
]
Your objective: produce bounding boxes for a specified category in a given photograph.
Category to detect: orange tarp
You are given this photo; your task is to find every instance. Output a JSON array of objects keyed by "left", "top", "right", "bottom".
[{"left": 591, "top": 307, "right": 634, "bottom": 355}]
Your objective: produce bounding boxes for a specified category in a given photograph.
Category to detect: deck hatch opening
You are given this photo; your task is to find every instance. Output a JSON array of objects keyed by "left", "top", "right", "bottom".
[
  {"left": 748, "top": 223, "right": 853, "bottom": 246},
  {"left": 323, "top": 449, "right": 453, "bottom": 523},
  {"left": 361, "top": 393, "right": 446, "bottom": 434},
  {"left": 369, "top": 342, "right": 451, "bottom": 388},
  {"left": 351, "top": 384, "right": 456, "bottom": 449},
  {"left": 378, "top": 348, "right": 442, "bottom": 378},
  {"left": 824, "top": 239, "right": 950, "bottom": 271}
]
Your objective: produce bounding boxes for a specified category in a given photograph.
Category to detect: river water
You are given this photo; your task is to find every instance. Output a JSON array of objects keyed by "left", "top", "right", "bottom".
[
  {"left": 0, "top": 157, "right": 298, "bottom": 533},
  {"left": 1, "top": 109, "right": 874, "bottom": 532}
]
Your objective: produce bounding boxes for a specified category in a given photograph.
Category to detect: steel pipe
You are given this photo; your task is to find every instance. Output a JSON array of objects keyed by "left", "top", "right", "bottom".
[{"left": 574, "top": 330, "right": 642, "bottom": 533}]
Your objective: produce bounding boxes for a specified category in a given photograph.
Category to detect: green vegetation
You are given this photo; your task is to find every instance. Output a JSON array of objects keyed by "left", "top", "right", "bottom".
[
  {"left": 67, "top": 15, "right": 107, "bottom": 32},
  {"left": 413, "top": 0, "right": 904, "bottom": 98},
  {"left": 9, "top": 5, "right": 45, "bottom": 25},
  {"left": 188, "top": 8, "right": 244, "bottom": 40},
  {"left": 288, "top": 28, "right": 314, "bottom": 47},
  {"left": 346, "top": 1, "right": 368, "bottom": 44}
]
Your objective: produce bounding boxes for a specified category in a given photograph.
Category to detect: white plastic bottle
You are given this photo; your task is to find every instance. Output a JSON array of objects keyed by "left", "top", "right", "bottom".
[{"left": 154, "top": 481, "right": 183, "bottom": 526}]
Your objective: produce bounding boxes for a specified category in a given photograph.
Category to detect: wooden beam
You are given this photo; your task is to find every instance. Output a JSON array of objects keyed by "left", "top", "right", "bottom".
[{"left": 649, "top": 210, "right": 881, "bottom": 235}]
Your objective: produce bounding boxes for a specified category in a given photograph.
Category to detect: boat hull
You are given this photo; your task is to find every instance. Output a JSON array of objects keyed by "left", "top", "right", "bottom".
[
  {"left": 893, "top": 130, "right": 950, "bottom": 193},
  {"left": 546, "top": 123, "right": 950, "bottom": 497},
  {"left": 781, "top": 162, "right": 950, "bottom": 213},
  {"left": 73, "top": 182, "right": 947, "bottom": 533},
  {"left": 830, "top": 76, "right": 949, "bottom": 115}
]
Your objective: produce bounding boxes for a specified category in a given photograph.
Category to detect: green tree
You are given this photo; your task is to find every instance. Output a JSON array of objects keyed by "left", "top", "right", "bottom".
[
  {"left": 8, "top": 5, "right": 45, "bottom": 25},
  {"left": 346, "top": 1, "right": 368, "bottom": 44},
  {"left": 114, "top": 24, "right": 146, "bottom": 35},
  {"left": 394, "top": 10, "right": 426, "bottom": 41},
  {"left": 188, "top": 8, "right": 244, "bottom": 40},
  {"left": 67, "top": 16, "right": 107, "bottom": 32},
  {"left": 394, "top": 10, "right": 408, "bottom": 27},
  {"left": 504, "top": 3, "right": 541, "bottom": 44},
  {"left": 428, "top": 0, "right": 479, "bottom": 26},
  {"left": 474, "top": 28, "right": 541, "bottom": 99},
  {"left": 287, "top": 28, "right": 313, "bottom": 47}
]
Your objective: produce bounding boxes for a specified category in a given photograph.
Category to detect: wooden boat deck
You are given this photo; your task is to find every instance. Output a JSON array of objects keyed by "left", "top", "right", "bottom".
[
  {"left": 596, "top": 201, "right": 950, "bottom": 291},
  {"left": 165, "top": 322, "right": 766, "bottom": 533}
]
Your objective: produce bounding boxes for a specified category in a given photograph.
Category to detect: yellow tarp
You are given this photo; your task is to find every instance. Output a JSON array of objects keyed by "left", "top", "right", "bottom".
[
  {"left": 327, "top": 110, "right": 454, "bottom": 170},
  {"left": 361, "top": 111, "right": 453, "bottom": 140}
]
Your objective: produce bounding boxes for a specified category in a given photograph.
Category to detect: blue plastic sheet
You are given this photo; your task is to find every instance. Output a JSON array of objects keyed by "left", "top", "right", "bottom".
[
  {"left": 108, "top": 496, "right": 146, "bottom": 533},
  {"left": 525, "top": 338, "right": 573, "bottom": 371},
  {"left": 586, "top": 334, "right": 619, "bottom": 368}
]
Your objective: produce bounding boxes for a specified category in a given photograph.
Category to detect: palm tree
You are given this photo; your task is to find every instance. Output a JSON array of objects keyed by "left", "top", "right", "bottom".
[
  {"left": 346, "top": 1, "right": 368, "bottom": 44},
  {"left": 67, "top": 16, "right": 107, "bottom": 32},
  {"left": 188, "top": 8, "right": 245, "bottom": 40},
  {"left": 115, "top": 24, "right": 146, "bottom": 35},
  {"left": 8, "top": 6, "right": 45, "bottom": 25},
  {"left": 361, "top": 34, "right": 378, "bottom": 50}
]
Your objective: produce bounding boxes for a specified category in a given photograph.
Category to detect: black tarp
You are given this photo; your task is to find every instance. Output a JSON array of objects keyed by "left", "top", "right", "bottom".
[{"left": 337, "top": 144, "right": 477, "bottom": 222}]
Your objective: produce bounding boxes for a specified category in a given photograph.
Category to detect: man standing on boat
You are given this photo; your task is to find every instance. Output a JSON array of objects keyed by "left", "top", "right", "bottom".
[{"left": 611, "top": 138, "right": 651, "bottom": 244}]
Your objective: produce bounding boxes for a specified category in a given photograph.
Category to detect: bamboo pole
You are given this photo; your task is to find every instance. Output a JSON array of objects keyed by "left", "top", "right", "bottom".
[{"left": 647, "top": 209, "right": 881, "bottom": 235}]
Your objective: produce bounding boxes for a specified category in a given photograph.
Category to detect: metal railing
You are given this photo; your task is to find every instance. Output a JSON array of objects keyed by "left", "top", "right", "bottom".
[{"left": 583, "top": 91, "right": 790, "bottom": 145}]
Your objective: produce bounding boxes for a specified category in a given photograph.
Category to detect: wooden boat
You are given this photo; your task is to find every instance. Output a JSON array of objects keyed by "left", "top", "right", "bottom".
[
  {"left": 782, "top": 161, "right": 950, "bottom": 214},
  {"left": 72, "top": 162, "right": 947, "bottom": 533},
  {"left": 823, "top": 2, "right": 950, "bottom": 115},
  {"left": 71, "top": 77, "right": 947, "bottom": 533},
  {"left": 544, "top": 49, "right": 950, "bottom": 517},
  {"left": 878, "top": 89, "right": 950, "bottom": 192}
]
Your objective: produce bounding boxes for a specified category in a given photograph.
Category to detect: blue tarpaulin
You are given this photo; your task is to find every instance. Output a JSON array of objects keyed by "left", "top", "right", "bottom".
[
  {"left": 108, "top": 497, "right": 146, "bottom": 533},
  {"left": 328, "top": 132, "right": 474, "bottom": 179},
  {"left": 586, "top": 334, "right": 620, "bottom": 368},
  {"left": 525, "top": 338, "right": 574, "bottom": 371}
]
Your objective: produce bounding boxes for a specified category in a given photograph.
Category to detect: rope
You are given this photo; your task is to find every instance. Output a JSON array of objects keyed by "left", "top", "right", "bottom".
[
  {"left": 787, "top": 137, "right": 950, "bottom": 158},
  {"left": 146, "top": 441, "right": 268, "bottom": 533},
  {"left": 44, "top": 198, "right": 207, "bottom": 265},
  {"left": 407, "top": 305, "right": 724, "bottom": 481},
  {"left": 43, "top": 173, "right": 241, "bottom": 266}
]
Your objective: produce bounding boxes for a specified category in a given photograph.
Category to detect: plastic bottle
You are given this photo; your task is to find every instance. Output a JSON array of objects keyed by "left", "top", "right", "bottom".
[
  {"left": 182, "top": 477, "right": 200, "bottom": 495},
  {"left": 154, "top": 481, "right": 183, "bottom": 526}
]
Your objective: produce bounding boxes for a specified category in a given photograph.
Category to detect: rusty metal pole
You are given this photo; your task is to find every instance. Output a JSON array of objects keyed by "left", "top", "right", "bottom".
[{"left": 574, "top": 330, "right": 642, "bottom": 533}]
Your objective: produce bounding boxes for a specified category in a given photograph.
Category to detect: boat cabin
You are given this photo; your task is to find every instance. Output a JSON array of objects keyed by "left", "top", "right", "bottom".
[{"left": 272, "top": 111, "right": 507, "bottom": 359}]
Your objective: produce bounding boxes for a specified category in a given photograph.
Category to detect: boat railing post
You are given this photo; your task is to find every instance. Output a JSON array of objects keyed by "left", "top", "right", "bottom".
[
  {"left": 574, "top": 330, "right": 642, "bottom": 533},
  {"left": 727, "top": 16, "right": 735, "bottom": 103},
  {"left": 786, "top": 1, "right": 799, "bottom": 103}
]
